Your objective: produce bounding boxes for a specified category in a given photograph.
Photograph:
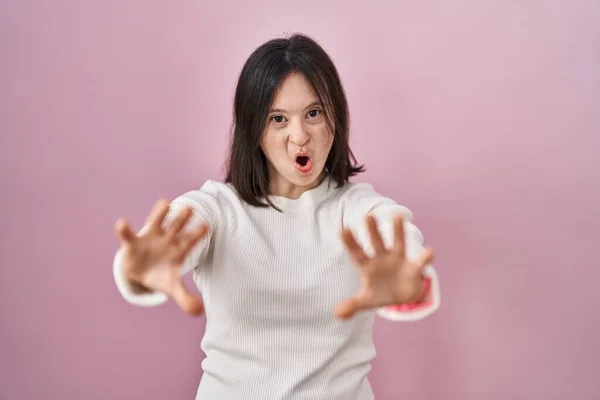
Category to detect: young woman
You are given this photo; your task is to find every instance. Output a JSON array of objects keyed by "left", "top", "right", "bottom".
[{"left": 113, "top": 33, "right": 441, "bottom": 400}]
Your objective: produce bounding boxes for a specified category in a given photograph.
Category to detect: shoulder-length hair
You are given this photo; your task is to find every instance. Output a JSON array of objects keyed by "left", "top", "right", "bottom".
[{"left": 225, "top": 33, "right": 365, "bottom": 207}]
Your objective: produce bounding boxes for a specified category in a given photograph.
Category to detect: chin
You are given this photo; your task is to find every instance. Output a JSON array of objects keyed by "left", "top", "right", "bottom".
[
  {"left": 268, "top": 160, "right": 326, "bottom": 193},
  {"left": 290, "top": 169, "right": 325, "bottom": 187}
]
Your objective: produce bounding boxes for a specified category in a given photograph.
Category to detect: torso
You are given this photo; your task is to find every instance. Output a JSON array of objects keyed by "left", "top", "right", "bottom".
[{"left": 191, "top": 180, "right": 376, "bottom": 400}]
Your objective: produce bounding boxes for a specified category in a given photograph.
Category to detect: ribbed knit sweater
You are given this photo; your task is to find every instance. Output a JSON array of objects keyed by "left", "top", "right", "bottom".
[{"left": 113, "top": 177, "right": 440, "bottom": 399}]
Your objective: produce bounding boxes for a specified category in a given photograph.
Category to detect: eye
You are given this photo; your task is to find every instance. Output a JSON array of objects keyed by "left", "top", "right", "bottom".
[
  {"left": 270, "top": 115, "right": 286, "bottom": 124},
  {"left": 307, "top": 109, "right": 321, "bottom": 119}
]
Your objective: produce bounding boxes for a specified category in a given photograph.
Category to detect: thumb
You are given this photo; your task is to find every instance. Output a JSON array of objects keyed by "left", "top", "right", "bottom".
[
  {"left": 416, "top": 247, "right": 435, "bottom": 271},
  {"left": 171, "top": 278, "right": 205, "bottom": 316},
  {"left": 333, "top": 296, "right": 364, "bottom": 320}
]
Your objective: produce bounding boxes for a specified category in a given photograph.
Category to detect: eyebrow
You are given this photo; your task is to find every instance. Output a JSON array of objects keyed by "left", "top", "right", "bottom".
[{"left": 270, "top": 101, "right": 322, "bottom": 114}]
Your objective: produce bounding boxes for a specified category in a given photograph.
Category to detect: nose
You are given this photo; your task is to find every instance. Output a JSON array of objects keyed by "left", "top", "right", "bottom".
[{"left": 288, "top": 121, "right": 310, "bottom": 147}]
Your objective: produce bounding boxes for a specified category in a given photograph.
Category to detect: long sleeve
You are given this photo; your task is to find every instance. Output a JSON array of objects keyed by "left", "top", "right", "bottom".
[
  {"left": 113, "top": 182, "right": 222, "bottom": 307},
  {"left": 342, "top": 183, "right": 441, "bottom": 322}
]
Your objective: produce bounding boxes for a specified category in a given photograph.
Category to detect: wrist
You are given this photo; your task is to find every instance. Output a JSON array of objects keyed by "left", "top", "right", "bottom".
[{"left": 413, "top": 275, "right": 430, "bottom": 303}]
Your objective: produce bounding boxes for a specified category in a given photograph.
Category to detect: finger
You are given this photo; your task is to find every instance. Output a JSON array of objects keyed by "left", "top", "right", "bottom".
[
  {"left": 165, "top": 206, "right": 193, "bottom": 240},
  {"left": 115, "top": 218, "right": 136, "bottom": 244},
  {"left": 416, "top": 247, "right": 435, "bottom": 271},
  {"left": 172, "top": 278, "right": 205, "bottom": 316},
  {"left": 172, "top": 223, "right": 210, "bottom": 264},
  {"left": 366, "top": 215, "right": 385, "bottom": 254},
  {"left": 333, "top": 296, "right": 364, "bottom": 320},
  {"left": 341, "top": 228, "right": 369, "bottom": 265},
  {"left": 393, "top": 215, "right": 406, "bottom": 259},
  {"left": 145, "top": 199, "right": 170, "bottom": 232}
]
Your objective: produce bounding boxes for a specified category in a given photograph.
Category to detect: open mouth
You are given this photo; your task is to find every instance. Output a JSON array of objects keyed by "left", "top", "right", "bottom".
[
  {"left": 294, "top": 154, "right": 313, "bottom": 173},
  {"left": 296, "top": 155, "right": 309, "bottom": 167}
]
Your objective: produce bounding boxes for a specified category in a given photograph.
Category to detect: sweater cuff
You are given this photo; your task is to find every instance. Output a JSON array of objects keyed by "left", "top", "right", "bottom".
[{"left": 113, "top": 248, "right": 168, "bottom": 307}]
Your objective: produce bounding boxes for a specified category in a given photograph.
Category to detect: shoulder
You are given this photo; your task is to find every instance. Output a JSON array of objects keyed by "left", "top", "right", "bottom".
[
  {"left": 334, "top": 180, "right": 388, "bottom": 206},
  {"left": 190, "top": 179, "right": 238, "bottom": 200},
  {"left": 337, "top": 181, "right": 377, "bottom": 198},
  {"left": 170, "top": 179, "right": 242, "bottom": 220},
  {"left": 334, "top": 180, "right": 414, "bottom": 221}
]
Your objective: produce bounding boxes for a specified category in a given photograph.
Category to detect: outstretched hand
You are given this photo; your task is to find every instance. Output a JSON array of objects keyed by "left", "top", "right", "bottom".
[
  {"left": 115, "top": 199, "right": 209, "bottom": 316},
  {"left": 334, "top": 214, "right": 434, "bottom": 319}
]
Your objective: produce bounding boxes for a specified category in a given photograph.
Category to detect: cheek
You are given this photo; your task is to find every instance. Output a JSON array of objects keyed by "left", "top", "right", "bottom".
[
  {"left": 314, "top": 127, "right": 334, "bottom": 148},
  {"left": 307, "top": 120, "right": 329, "bottom": 136},
  {"left": 260, "top": 133, "right": 285, "bottom": 158}
]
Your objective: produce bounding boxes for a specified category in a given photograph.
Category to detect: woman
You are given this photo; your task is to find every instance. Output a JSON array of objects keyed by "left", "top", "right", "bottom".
[{"left": 113, "top": 33, "right": 441, "bottom": 399}]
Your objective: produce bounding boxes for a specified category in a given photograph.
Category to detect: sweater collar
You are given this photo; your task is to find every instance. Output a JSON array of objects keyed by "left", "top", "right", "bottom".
[{"left": 268, "top": 176, "right": 333, "bottom": 212}]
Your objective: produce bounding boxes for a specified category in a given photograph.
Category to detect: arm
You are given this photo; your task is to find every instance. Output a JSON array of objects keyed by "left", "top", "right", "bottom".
[
  {"left": 343, "top": 183, "right": 441, "bottom": 322},
  {"left": 113, "top": 185, "right": 221, "bottom": 307}
]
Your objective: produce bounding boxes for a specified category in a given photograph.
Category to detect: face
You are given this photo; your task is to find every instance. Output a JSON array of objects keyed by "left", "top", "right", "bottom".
[{"left": 260, "top": 72, "right": 334, "bottom": 198}]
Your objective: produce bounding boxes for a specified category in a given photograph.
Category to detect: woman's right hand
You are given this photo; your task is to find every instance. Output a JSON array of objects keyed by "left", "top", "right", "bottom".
[{"left": 114, "top": 199, "right": 209, "bottom": 316}]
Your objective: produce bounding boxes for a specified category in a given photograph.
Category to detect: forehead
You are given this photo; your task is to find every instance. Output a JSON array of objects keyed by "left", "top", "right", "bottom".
[{"left": 271, "top": 72, "right": 319, "bottom": 110}]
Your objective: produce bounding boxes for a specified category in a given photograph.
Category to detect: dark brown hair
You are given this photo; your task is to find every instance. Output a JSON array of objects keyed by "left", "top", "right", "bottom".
[{"left": 224, "top": 33, "right": 365, "bottom": 207}]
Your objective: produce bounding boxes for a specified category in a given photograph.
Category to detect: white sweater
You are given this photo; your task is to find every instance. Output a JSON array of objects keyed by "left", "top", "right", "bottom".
[{"left": 113, "top": 177, "right": 440, "bottom": 400}]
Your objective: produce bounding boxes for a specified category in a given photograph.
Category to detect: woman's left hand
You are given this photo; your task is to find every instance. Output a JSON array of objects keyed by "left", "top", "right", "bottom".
[{"left": 334, "top": 214, "right": 435, "bottom": 319}]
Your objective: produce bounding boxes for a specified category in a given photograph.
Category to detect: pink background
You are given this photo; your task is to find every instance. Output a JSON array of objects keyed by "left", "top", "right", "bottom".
[{"left": 1, "top": 1, "right": 599, "bottom": 399}]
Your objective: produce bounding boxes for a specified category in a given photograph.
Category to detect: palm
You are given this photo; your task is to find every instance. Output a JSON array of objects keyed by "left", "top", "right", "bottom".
[
  {"left": 115, "top": 199, "right": 209, "bottom": 316},
  {"left": 121, "top": 235, "right": 183, "bottom": 293},
  {"left": 335, "top": 214, "right": 434, "bottom": 319}
]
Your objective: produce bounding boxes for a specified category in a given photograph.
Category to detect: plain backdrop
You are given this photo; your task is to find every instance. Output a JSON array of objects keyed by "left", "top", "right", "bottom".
[{"left": 1, "top": 1, "right": 599, "bottom": 399}]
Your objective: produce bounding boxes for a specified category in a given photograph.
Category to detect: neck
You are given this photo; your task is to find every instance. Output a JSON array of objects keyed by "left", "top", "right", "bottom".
[{"left": 268, "top": 173, "right": 326, "bottom": 199}]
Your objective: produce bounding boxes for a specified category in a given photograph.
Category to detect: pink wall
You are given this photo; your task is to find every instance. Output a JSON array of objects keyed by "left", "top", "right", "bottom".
[{"left": 1, "top": 1, "right": 599, "bottom": 399}]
